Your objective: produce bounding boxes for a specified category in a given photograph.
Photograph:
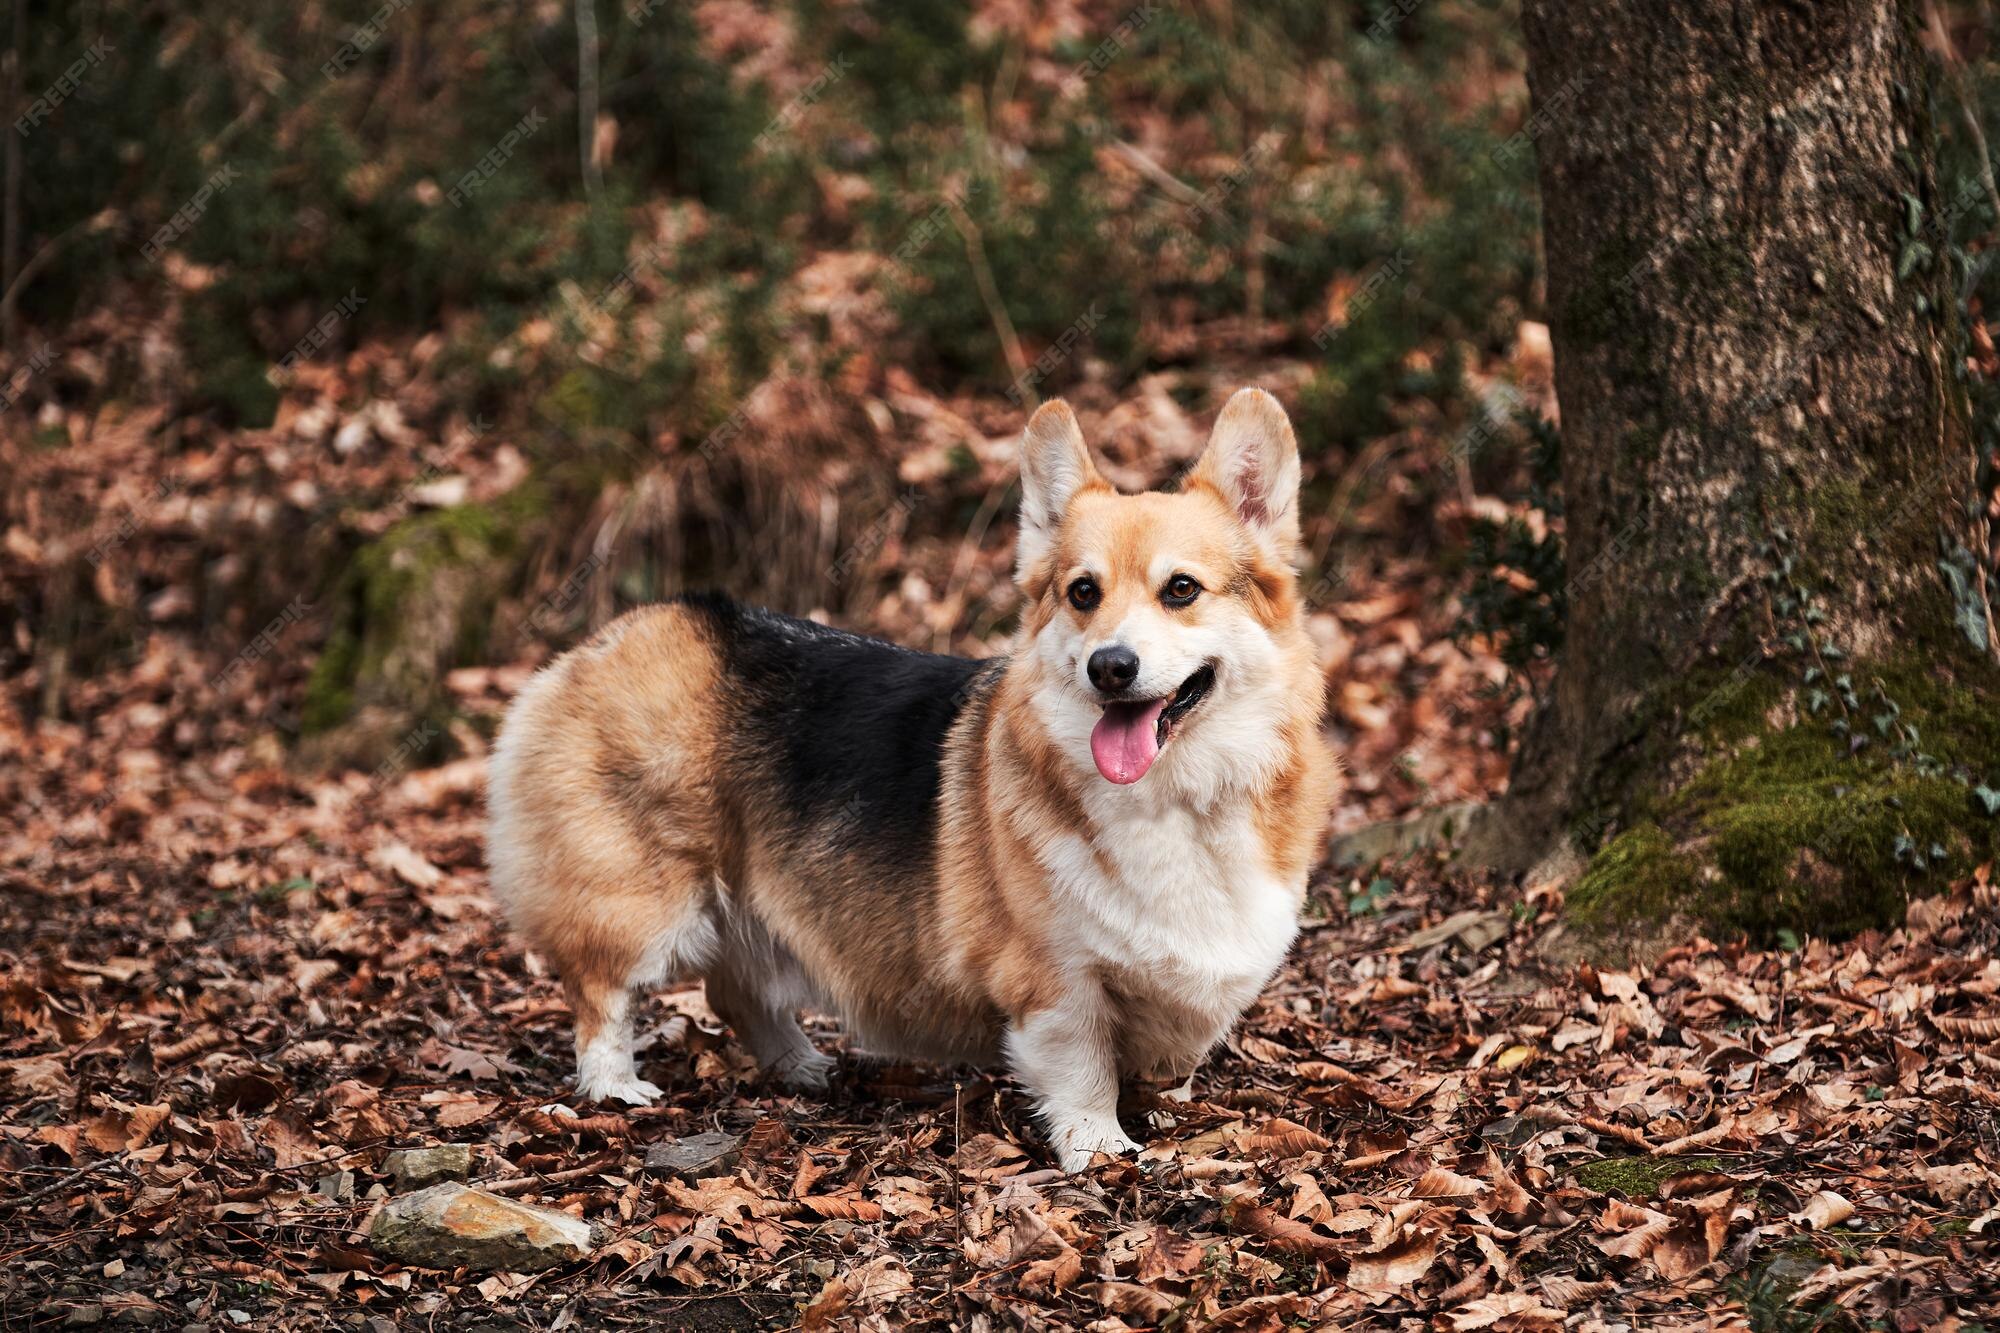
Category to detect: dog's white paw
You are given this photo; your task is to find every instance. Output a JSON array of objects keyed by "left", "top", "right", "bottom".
[
  {"left": 576, "top": 1074, "right": 663, "bottom": 1105},
  {"left": 769, "top": 1047, "right": 836, "bottom": 1092},
  {"left": 1051, "top": 1118, "right": 1142, "bottom": 1173}
]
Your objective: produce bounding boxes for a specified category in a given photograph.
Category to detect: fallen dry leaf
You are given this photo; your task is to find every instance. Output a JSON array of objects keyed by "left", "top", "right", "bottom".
[
  {"left": 1346, "top": 1227, "right": 1441, "bottom": 1291},
  {"left": 1790, "top": 1189, "right": 1857, "bottom": 1231}
]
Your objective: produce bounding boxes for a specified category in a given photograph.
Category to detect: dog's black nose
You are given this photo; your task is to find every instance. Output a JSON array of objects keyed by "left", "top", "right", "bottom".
[{"left": 1087, "top": 645, "right": 1140, "bottom": 693}]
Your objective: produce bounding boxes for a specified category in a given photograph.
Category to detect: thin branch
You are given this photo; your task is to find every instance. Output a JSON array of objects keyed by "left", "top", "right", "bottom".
[
  {"left": 0, "top": 211, "right": 102, "bottom": 341},
  {"left": 576, "top": 0, "right": 603, "bottom": 201},
  {"left": 0, "top": 1155, "right": 128, "bottom": 1213},
  {"left": 4, "top": 0, "right": 23, "bottom": 351},
  {"left": 484, "top": 1150, "right": 623, "bottom": 1195},
  {"left": 1107, "top": 138, "right": 1205, "bottom": 207},
  {"left": 945, "top": 194, "right": 1027, "bottom": 391},
  {"left": 1925, "top": 2, "right": 2000, "bottom": 232}
]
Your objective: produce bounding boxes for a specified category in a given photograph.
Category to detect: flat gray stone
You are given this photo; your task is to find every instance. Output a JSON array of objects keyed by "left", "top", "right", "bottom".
[
  {"left": 1402, "top": 908, "right": 1512, "bottom": 955},
  {"left": 367, "top": 1182, "right": 593, "bottom": 1272},
  {"left": 383, "top": 1144, "right": 474, "bottom": 1189},
  {"left": 644, "top": 1131, "right": 742, "bottom": 1180},
  {"left": 1328, "top": 802, "right": 1482, "bottom": 867},
  {"left": 1478, "top": 1116, "right": 1539, "bottom": 1149}
]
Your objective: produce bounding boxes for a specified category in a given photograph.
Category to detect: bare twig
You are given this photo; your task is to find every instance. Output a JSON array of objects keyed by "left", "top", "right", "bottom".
[
  {"left": 1925, "top": 2, "right": 2000, "bottom": 233},
  {"left": 485, "top": 1150, "right": 625, "bottom": 1195},
  {"left": 950, "top": 1080, "right": 965, "bottom": 1283},
  {"left": 4, "top": 0, "right": 23, "bottom": 351},
  {"left": 945, "top": 195, "right": 1027, "bottom": 391},
  {"left": 576, "top": 0, "right": 603, "bottom": 201},
  {"left": 0, "top": 1155, "right": 128, "bottom": 1213},
  {"left": 1108, "top": 138, "right": 1205, "bottom": 207},
  {"left": 1651, "top": 1117, "right": 1738, "bottom": 1158},
  {"left": 932, "top": 480, "right": 1013, "bottom": 654},
  {"left": 0, "top": 211, "right": 102, "bottom": 350}
]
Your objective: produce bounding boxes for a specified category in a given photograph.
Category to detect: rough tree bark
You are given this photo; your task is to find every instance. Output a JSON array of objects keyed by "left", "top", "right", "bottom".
[{"left": 1473, "top": 0, "right": 2000, "bottom": 945}]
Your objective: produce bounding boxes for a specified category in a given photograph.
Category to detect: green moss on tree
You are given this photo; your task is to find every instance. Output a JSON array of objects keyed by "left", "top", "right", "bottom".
[
  {"left": 1803, "top": 475, "right": 1868, "bottom": 551},
  {"left": 1567, "top": 646, "right": 2000, "bottom": 943},
  {"left": 1568, "top": 823, "right": 1700, "bottom": 924}
]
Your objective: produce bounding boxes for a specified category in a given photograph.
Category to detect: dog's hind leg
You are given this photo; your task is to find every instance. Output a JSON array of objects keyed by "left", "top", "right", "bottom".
[
  {"left": 566, "top": 978, "right": 659, "bottom": 1105},
  {"left": 543, "top": 858, "right": 720, "bottom": 1105},
  {"left": 705, "top": 911, "right": 836, "bottom": 1091}
]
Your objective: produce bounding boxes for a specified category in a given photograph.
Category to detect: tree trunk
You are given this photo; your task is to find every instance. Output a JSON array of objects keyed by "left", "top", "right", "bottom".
[{"left": 1476, "top": 0, "right": 2000, "bottom": 946}]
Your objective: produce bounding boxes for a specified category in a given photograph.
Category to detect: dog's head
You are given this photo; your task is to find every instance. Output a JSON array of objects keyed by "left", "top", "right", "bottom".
[{"left": 1013, "top": 388, "right": 1316, "bottom": 794}]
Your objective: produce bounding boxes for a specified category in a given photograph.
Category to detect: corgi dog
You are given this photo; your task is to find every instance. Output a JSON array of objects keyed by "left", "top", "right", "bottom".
[{"left": 486, "top": 388, "right": 1336, "bottom": 1170}]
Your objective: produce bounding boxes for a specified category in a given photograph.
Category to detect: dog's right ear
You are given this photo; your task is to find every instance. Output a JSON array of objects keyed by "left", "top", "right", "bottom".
[{"left": 1015, "top": 399, "right": 1102, "bottom": 589}]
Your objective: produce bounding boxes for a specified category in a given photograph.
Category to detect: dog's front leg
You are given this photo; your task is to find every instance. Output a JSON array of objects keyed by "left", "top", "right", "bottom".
[{"left": 1005, "top": 992, "right": 1141, "bottom": 1172}]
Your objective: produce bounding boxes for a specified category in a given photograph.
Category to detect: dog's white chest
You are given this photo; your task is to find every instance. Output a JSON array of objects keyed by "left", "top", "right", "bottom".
[{"left": 1037, "top": 795, "right": 1301, "bottom": 1055}]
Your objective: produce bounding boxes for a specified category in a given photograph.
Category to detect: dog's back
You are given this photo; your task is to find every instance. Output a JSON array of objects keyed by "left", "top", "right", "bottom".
[
  {"left": 690, "top": 593, "right": 990, "bottom": 877},
  {"left": 487, "top": 594, "right": 1010, "bottom": 1100}
]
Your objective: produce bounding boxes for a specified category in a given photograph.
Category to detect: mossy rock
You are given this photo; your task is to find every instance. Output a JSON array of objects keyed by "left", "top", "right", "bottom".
[{"left": 299, "top": 484, "right": 549, "bottom": 769}]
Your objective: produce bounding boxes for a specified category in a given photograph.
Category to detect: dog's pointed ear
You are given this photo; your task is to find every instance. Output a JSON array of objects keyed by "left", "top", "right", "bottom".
[
  {"left": 1188, "top": 388, "right": 1302, "bottom": 561},
  {"left": 1015, "top": 399, "right": 1101, "bottom": 588}
]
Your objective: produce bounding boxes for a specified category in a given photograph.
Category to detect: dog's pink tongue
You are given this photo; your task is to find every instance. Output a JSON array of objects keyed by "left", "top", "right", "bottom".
[{"left": 1091, "top": 699, "right": 1168, "bottom": 784}]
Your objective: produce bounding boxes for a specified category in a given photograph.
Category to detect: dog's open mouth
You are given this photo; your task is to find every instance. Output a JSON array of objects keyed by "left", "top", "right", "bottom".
[{"left": 1090, "top": 664, "right": 1216, "bottom": 785}]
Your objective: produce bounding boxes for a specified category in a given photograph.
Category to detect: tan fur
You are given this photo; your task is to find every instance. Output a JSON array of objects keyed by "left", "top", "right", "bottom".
[
  {"left": 486, "top": 609, "right": 729, "bottom": 1063},
  {"left": 488, "top": 389, "right": 1338, "bottom": 1163}
]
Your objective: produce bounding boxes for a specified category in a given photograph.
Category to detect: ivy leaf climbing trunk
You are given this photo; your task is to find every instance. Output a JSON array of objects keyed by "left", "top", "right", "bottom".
[{"left": 1475, "top": 0, "right": 2000, "bottom": 945}]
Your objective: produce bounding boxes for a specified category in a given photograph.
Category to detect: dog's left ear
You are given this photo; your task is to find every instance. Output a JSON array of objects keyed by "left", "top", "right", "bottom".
[{"left": 1189, "top": 388, "right": 1303, "bottom": 561}]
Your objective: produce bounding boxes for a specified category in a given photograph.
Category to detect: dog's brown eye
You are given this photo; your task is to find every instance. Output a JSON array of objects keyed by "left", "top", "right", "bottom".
[
  {"left": 1067, "top": 577, "right": 1100, "bottom": 612},
  {"left": 1162, "top": 574, "right": 1201, "bottom": 607}
]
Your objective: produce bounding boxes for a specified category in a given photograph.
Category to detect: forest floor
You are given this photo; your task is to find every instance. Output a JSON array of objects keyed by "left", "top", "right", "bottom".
[
  {"left": 4, "top": 0, "right": 1999, "bottom": 1323},
  {"left": 2, "top": 363, "right": 1997, "bottom": 1330},
  {"left": 4, "top": 689, "right": 1999, "bottom": 1329}
]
